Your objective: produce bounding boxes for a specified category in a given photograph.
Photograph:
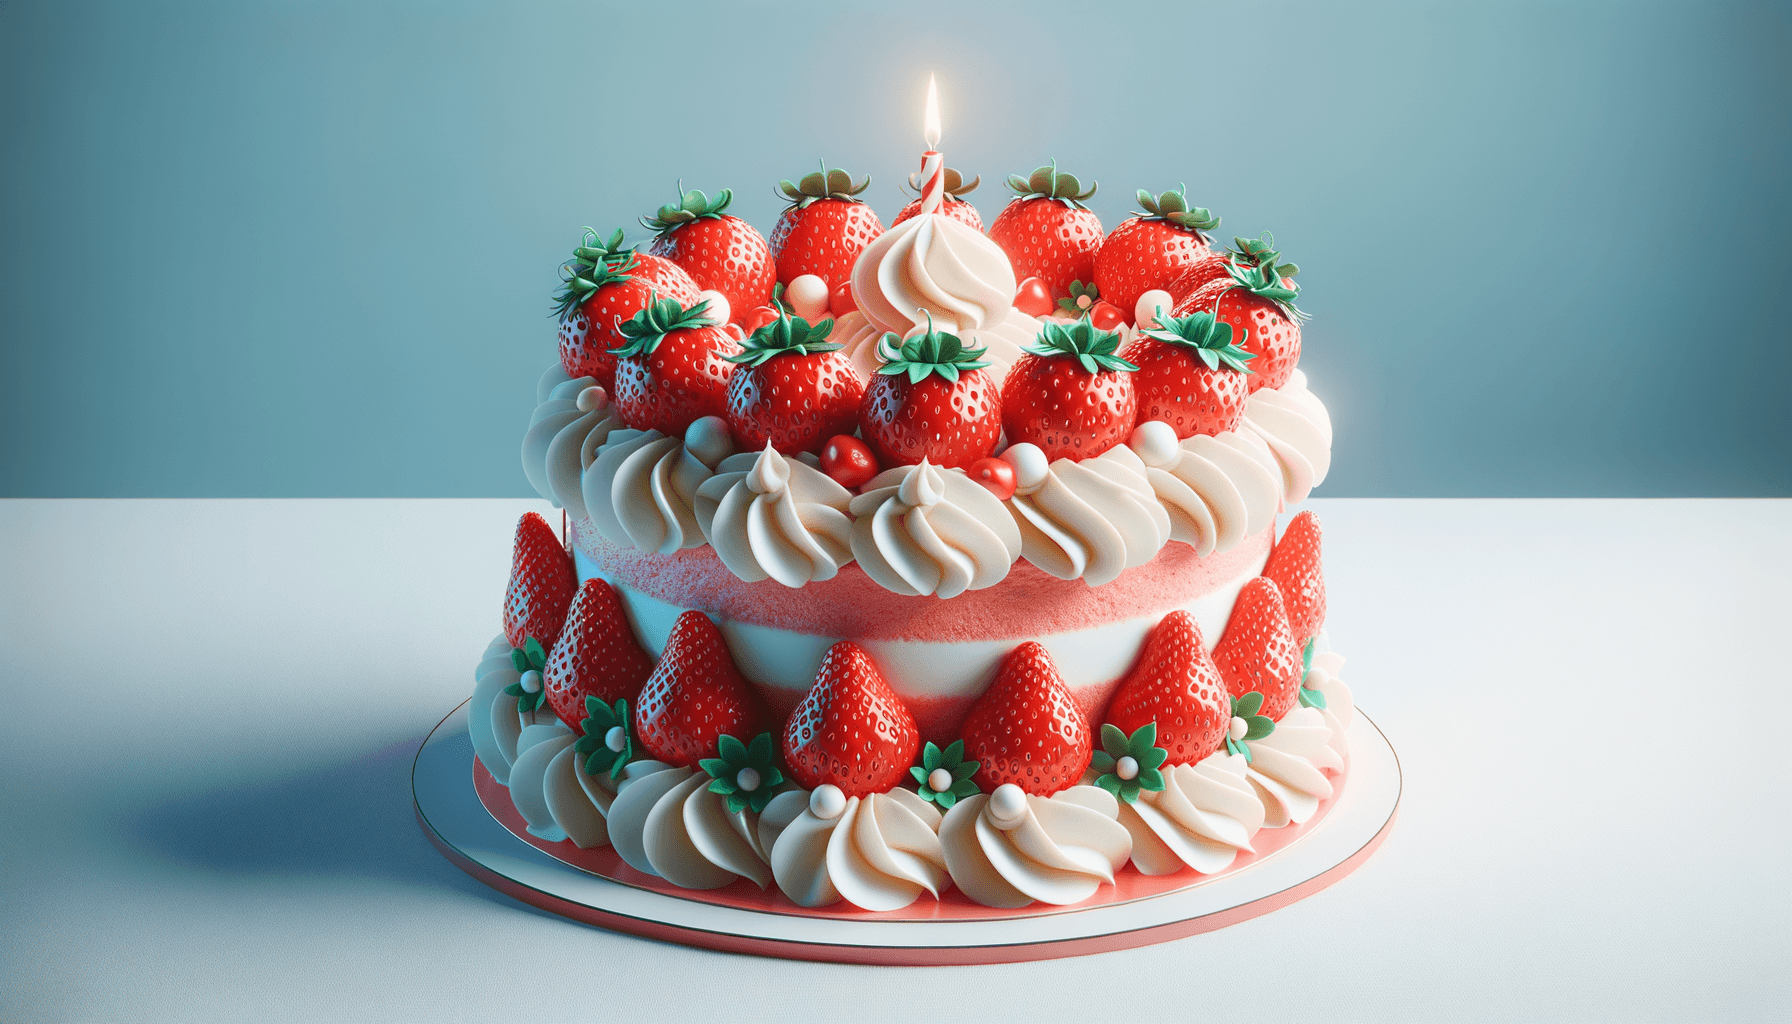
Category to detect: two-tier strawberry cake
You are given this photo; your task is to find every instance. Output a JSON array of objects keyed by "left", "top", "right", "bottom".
[{"left": 470, "top": 154, "right": 1353, "bottom": 918}]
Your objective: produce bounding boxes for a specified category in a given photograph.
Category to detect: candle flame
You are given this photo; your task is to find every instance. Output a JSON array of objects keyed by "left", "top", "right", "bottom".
[{"left": 923, "top": 73, "right": 940, "bottom": 149}]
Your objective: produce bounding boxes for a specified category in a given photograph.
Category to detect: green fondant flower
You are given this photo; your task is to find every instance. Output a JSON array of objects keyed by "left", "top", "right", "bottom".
[
  {"left": 909, "top": 740, "right": 981, "bottom": 809},
  {"left": 574, "top": 696, "right": 634, "bottom": 780},
  {"left": 1056, "top": 279, "right": 1100, "bottom": 315},
  {"left": 1296, "top": 638, "right": 1328, "bottom": 710},
  {"left": 700, "top": 733, "right": 784, "bottom": 815},
  {"left": 503, "top": 636, "right": 549, "bottom": 714},
  {"left": 1226, "top": 692, "right": 1276, "bottom": 763},
  {"left": 1090, "top": 723, "right": 1168, "bottom": 804}
]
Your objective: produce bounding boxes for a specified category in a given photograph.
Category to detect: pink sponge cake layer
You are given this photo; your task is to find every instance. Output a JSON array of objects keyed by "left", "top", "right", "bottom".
[{"left": 570, "top": 516, "right": 1273, "bottom": 741}]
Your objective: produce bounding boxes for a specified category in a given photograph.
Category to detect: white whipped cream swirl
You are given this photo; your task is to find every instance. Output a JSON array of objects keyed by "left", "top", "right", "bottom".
[
  {"left": 938, "top": 784, "right": 1133, "bottom": 908},
  {"left": 1127, "top": 420, "right": 1280, "bottom": 557},
  {"left": 521, "top": 365, "right": 624, "bottom": 518},
  {"left": 603, "top": 762, "right": 801, "bottom": 890},
  {"left": 694, "top": 446, "right": 855, "bottom": 587},
  {"left": 847, "top": 461, "right": 1022, "bottom": 598},
  {"left": 769, "top": 787, "right": 949, "bottom": 911},
  {"left": 1245, "top": 705, "right": 1344, "bottom": 827},
  {"left": 585, "top": 417, "right": 734, "bottom": 555},
  {"left": 1002, "top": 443, "right": 1172, "bottom": 587},
  {"left": 1117, "top": 754, "right": 1266, "bottom": 875},
  {"left": 1242, "top": 368, "right": 1333, "bottom": 504},
  {"left": 850, "top": 212, "right": 1017, "bottom": 335}
]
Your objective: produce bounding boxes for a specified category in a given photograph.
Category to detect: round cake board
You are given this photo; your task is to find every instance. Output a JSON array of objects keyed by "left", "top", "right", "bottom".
[{"left": 414, "top": 700, "right": 1400, "bottom": 965}]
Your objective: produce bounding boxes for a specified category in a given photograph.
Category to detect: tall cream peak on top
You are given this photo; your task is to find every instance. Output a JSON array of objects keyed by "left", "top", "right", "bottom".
[{"left": 851, "top": 212, "right": 1017, "bottom": 335}]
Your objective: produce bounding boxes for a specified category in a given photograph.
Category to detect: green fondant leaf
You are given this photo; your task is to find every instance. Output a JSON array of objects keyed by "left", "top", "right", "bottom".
[
  {"left": 699, "top": 757, "right": 730, "bottom": 780},
  {"left": 523, "top": 637, "right": 546, "bottom": 669},
  {"left": 911, "top": 765, "right": 931, "bottom": 787},
  {"left": 1235, "top": 691, "right": 1264, "bottom": 717},
  {"left": 1138, "top": 768, "right": 1166, "bottom": 792},
  {"left": 1244, "top": 716, "right": 1275, "bottom": 742},
  {"left": 1095, "top": 773, "right": 1122, "bottom": 799},
  {"left": 1100, "top": 723, "right": 1129, "bottom": 758},
  {"left": 510, "top": 648, "right": 528, "bottom": 673},
  {"left": 1090, "top": 750, "right": 1117, "bottom": 774},
  {"left": 716, "top": 733, "right": 747, "bottom": 765}
]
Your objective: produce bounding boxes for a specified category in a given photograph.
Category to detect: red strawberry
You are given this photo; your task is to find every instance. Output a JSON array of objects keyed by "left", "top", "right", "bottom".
[
  {"left": 724, "top": 312, "right": 865, "bottom": 454},
  {"left": 1119, "top": 308, "right": 1255, "bottom": 438},
  {"left": 1104, "top": 611, "right": 1231, "bottom": 766},
  {"left": 890, "top": 166, "right": 983, "bottom": 230},
  {"left": 1263, "top": 510, "right": 1326, "bottom": 646},
  {"left": 857, "top": 318, "right": 1001, "bottom": 468},
  {"left": 1000, "top": 316, "right": 1138, "bottom": 462},
  {"left": 554, "top": 228, "right": 702, "bottom": 390},
  {"left": 502, "top": 512, "right": 576, "bottom": 651},
  {"left": 768, "top": 164, "right": 885, "bottom": 290},
  {"left": 641, "top": 186, "right": 775, "bottom": 326},
  {"left": 1211, "top": 577, "right": 1302, "bottom": 722},
  {"left": 543, "top": 578, "right": 655, "bottom": 734},
  {"left": 1175, "top": 244, "right": 1305, "bottom": 392},
  {"left": 1167, "top": 231, "right": 1298, "bottom": 306},
  {"left": 961, "top": 642, "right": 1092, "bottom": 796},
  {"left": 782, "top": 641, "right": 919, "bottom": 798},
  {"left": 609, "top": 295, "right": 742, "bottom": 435},
  {"left": 1092, "top": 186, "right": 1221, "bottom": 323},
  {"left": 986, "top": 162, "right": 1103, "bottom": 300},
  {"left": 634, "top": 610, "right": 767, "bottom": 768}
]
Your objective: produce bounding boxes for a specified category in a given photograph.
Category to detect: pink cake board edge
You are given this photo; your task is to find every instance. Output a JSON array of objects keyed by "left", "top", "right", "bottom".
[{"left": 415, "top": 700, "right": 1401, "bottom": 966}]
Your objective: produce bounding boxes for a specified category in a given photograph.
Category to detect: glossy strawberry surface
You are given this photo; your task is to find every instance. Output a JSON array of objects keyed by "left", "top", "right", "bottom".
[
  {"left": 1093, "top": 217, "right": 1212, "bottom": 326},
  {"left": 782, "top": 641, "right": 919, "bottom": 798},
  {"left": 961, "top": 642, "right": 1092, "bottom": 796},
  {"left": 987, "top": 198, "right": 1103, "bottom": 300},
  {"left": 1119, "top": 335, "right": 1251, "bottom": 438},
  {"left": 1000, "top": 353, "right": 1136, "bottom": 462},
  {"left": 543, "top": 578, "right": 655, "bottom": 734},
  {"left": 502, "top": 512, "right": 575, "bottom": 651},
  {"left": 1177, "top": 278, "right": 1302, "bottom": 392},
  {"left": 1104, "top": 610, "right": 1231, "bottom": 766},
  {"left": 1263, "top": 510, "right": 1326, "bottom": 645},
  {"left": 726, "top": 350, "right": 864, "bottom": 455},
  {"left": 1212, "top": 577, "right": 1303, "bottom": 721},
  {"left": 769, "top": 199, "right": 885, "bottom": 290},
  {"left": 558, "top": 255, "right": 701, "bottom": 389},
  {"left": 612, "top": 324, "right": 741, "bottom": 435},
  {"left": 858, "top": 368, "right": 1001, "bottom": 469},
  {"left": 634, "top": 610, "right": 766, "bottom": 768},
  {"left": 647, "top": 214, "right": 774, "bottom": 326}
]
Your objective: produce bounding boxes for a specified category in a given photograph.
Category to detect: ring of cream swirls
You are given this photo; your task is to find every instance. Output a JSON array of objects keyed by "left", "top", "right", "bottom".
[
  {"left": 694, "top": 446, "right": 855, "bottom": 587},
  {"left": 847, "top": 461, "right": 1022, "bottom": 598},
  {"left": 1002, "top": 443, "right": 1173, "bottom": 587},
  {"left": 603, "top": 762, "right": 801, "bottom": 890},
  {"left": 938, "top": 784, "right": 1133, "bottom": 908},
  {"left": 768, "top": 788, "right": 949, "bottom": 911},
  {"left": 584, "top": 417, "right": 733, "bottom": 555}
]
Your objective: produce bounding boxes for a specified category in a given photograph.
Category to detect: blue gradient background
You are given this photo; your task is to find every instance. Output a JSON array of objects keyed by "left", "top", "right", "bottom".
[{"left": 2, "top": 0, "right": 1787, "bottom": 497}]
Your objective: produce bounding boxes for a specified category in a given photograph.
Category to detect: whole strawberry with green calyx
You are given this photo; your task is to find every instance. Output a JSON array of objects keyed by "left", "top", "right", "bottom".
[
  {"left": 609, "top": 294, "right": 742, "bottom": 435},
  {"left": 1169, "top": 231, "right": 1302, "bottom": 304},
  {"left": 1092, "top": 186, "right": 1221, "bottom": 323},
  {"left": 641, "top": 185, "right": 775, "bottom": 325},
  {"left": 769, "top": 163, "right": 886, "bottom": 290},
  {"left": 1104, "top": 610, "right": 1232, "bottom": 767},
  {"left": 543, "top": 577, "right": 655, "bottom": 735},
  {"left": 857, "top": 315, "right": 1001, "bottom": 469},
  {"left": 724, "top": 311, "right": 865, "bottom": 455},
  {"left": 891, "top": 166, "right": 983, "bottom": 230},
  {"left": 554, "top": 228, "right": 702, "bottom": 390},
  {"left": 960, "top": 641, "right": 1092, "bottom": 796},
  {"left": 1000, "top": 316, "right": 1139, "bottom": 462},
  {"left": 986, "top": 162, "right": 1103, "bottom": 301},
  {"left": 1175, "top": 245, "right": 1305, "bottom": 392},
  {"left": 634, "top": 610, "right": 768, "bottom": 768},
  {"left": 1119, "top": 308, "right": 1255, "bottom": 438}
]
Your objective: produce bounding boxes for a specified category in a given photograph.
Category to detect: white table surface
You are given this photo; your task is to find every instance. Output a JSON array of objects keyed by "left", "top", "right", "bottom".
[{"left": 2, "top": 498, "right": 1787, "bottom": 1022}]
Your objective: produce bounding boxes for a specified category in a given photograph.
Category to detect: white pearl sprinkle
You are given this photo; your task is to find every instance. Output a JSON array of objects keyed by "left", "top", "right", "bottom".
[
  {"left": 987, "top": 784, "right": 1028, "bottom": 830},
  {"left": 1229, "top": 717, "right": 1248, "bottom": 742},
  {"left": 736, "top": 767, "right": 761, "bottom": 792},
  {"left": 519, "top": 669, "right": 542, "bottom": 694},
  {"left": 605, "top": 726, "right": 627, "bottom": 753},
  {"left": 927, "top": 767, "right": 953, "bottom": 793},
  {"left": 810, "top": 784, "right": 846, "bottom": 820},
  {"left": 696, "top": 289, "right": 731, "bottom": 327},
  {"left": 1134, "top": 289, "right": 1174, "bottom": 328},
  {"left": 1116, "top": 755, "right": 1139, "bottom": 781},
  {"left": 785, "top": 275, "right": 830, "bottom": 321}
]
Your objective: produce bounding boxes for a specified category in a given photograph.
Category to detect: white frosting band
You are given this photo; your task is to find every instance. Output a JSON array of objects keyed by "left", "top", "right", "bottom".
[
  {"left": 938, "top": 786, "right": 1133, "bottom": 908},
  {"left": 694, "top": 447, "right": 855, "bottom": 587},
  {"left": 847, "top": 462, "right": 1022, "bottom": 598},
  {"left": 769, "top": 788, "right": 949, "bottom": 911}
]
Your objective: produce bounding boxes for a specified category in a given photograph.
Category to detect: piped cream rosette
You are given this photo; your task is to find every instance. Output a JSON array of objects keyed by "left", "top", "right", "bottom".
[
  {"left": 585, "top": 415, "right": 736, "bottom": 554},
  {"left": 693, "top": 445, "right": 855, "bottom": 586},
  {"left": 768, "top": 784, "right": 951, "bottom": 911},
  {"left": 601, "top": 761, "right": 804, "bottom": 890},
  {"left": 847, "top": 460, "right": 1022, "bottom": 598},
  {"left": 999, "top": 441, "right": 1173, "bottom": 587},
  {"left": 938, "top": 782, "right": 1133, "bottom": 908},
  {"left": 521, "top": 366, "right": 625, "bottom": 519}
]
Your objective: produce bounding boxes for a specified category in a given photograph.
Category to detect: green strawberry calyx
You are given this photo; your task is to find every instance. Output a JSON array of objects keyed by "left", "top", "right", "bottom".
[
  {"left": 1022, "top": 316, "right": 1138, "bottom": 375},
  {"left": 640, "top": 183, "right": 737, "bottom": 236},
  {"left": 777, "top": 160, "right": 872, "bottom": 211},
  {"left": 552, "top": 227, "right": 638, "bottom": 320},
  {"left": 575, "top": 696, "right": 636, "bottom": 781},
  {"left": 1297, "top": 638, "right": 1328, "bottom": 710},
  {"left": 1224, "top": 254, "right": 1310, "bottom": 323},
  {"left": 874, "top": 311, "right": 991, "bottom": 384},
  {"left": 502, "top": 637, "right": 550, "bottom": 714},
  {"left": 1228, "top": 231, "right": 1300, "bottom": 281},
  {"left": 1005, "top": 160, "right": 1098, "bottom": 209},
  {"left": 726, "top": 310, "right": 839, "bottom": 366},
  {"left": 1090, "top": 723, "right": 1169, "bottom": 804},
  {"left": 910, "top": 739, "right": 982, "bottom": 809},
  {"left": 905, "top": 166, "right": 981, "bottom": 199},
  {"left": 1140, "top": 310, "right": 1255, "bottom": 373},
  {"left": 1225, "top": 692, "right": 1276, "bottom": 763},
  {"left": 1134, "top": 185, "right": 1220, "bottom": 235},
  {"left": 699, "top": 732, "right": 785, "bottom": 815},
  {"left": 609, "top": 293, "right": 720, "bottom": 358}
]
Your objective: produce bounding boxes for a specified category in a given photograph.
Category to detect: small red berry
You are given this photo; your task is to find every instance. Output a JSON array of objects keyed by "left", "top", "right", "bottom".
[
  {"left": 1089, "top": 300, "right": 1127, "bottom": 331},
  {"left": 967, "top": 456, "right": 1016, "bottom": 500},
  {"left": 821, "top": 434, "right": 878, "bottom": 489},
  {"left": 740, "top": 305, "right": 780, "bottom": 334},
  {"left": 1013, "top": 277, "right": 1054, "bottom": 318},
  {"left": 829, "top": 280, "right": 857, "bottom": 317}
]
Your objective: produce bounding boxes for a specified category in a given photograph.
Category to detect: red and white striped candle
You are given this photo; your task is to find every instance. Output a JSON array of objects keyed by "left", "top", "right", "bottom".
[{"left": 918, "top": 74, "right": 944, "bottom": 215}]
